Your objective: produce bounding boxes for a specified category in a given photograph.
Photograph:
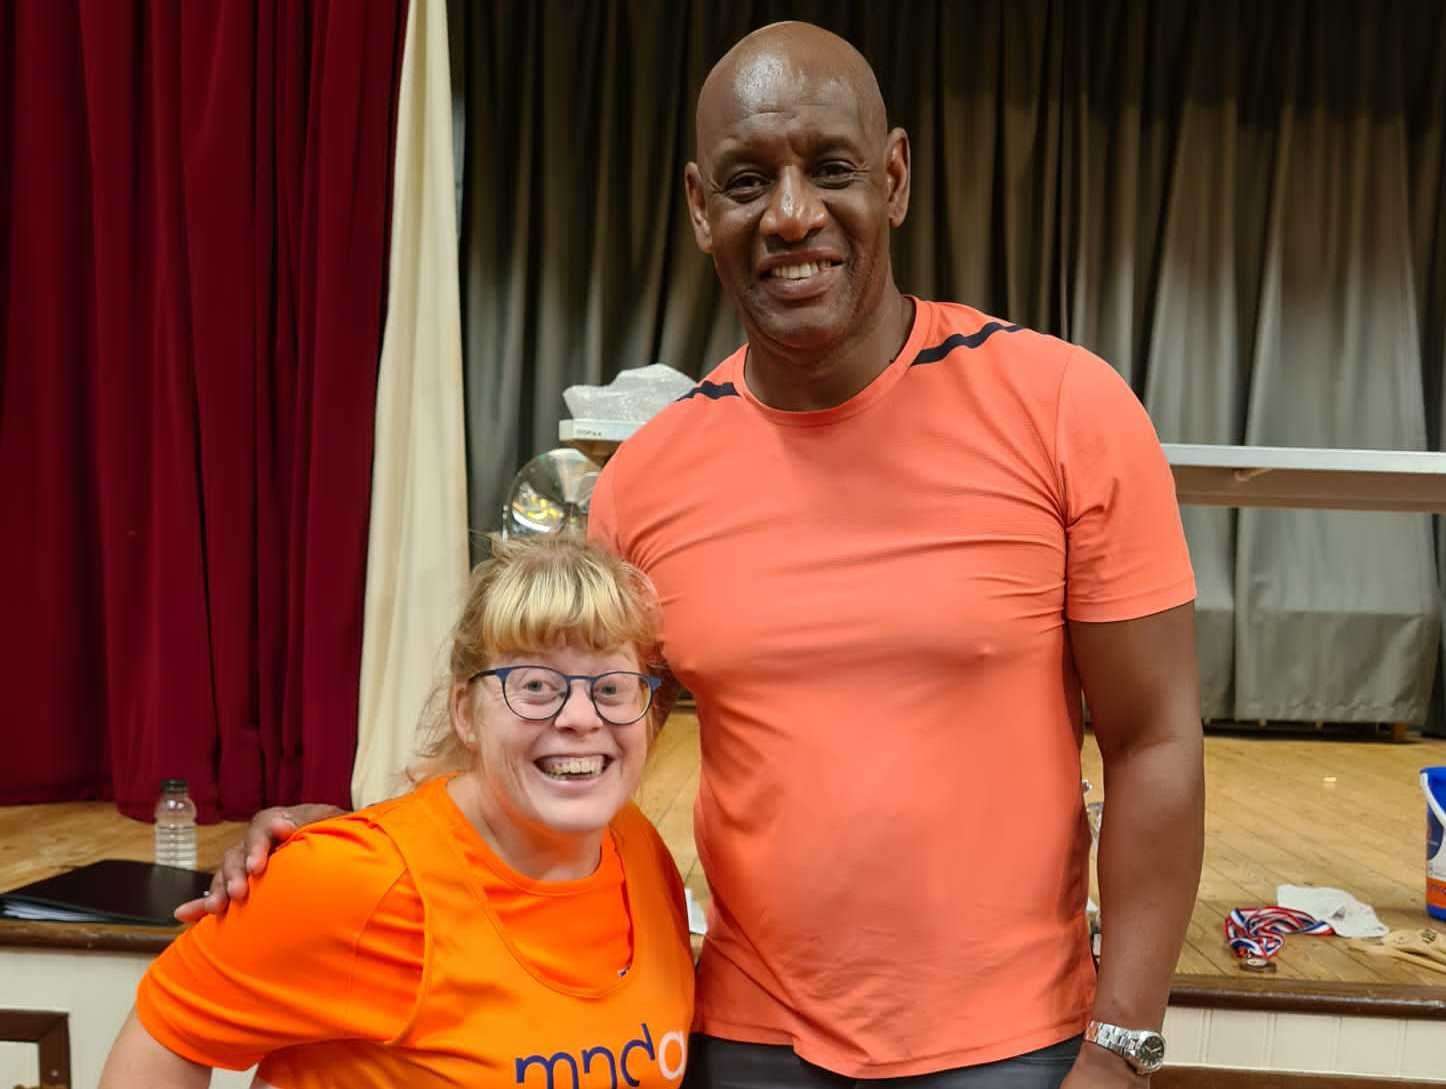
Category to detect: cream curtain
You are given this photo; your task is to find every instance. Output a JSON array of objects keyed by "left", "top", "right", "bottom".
[{"left": 352, "top": 0, "right": 470, "bottom": 806}]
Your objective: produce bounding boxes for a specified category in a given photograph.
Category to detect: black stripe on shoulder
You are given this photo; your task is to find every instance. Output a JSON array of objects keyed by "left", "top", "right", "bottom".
[
  {"left": 676, "top": 380, "right": 740, "bottom": 401},
  {"left": 910, "top": 322, "right": 1023, "bottom": 366}
]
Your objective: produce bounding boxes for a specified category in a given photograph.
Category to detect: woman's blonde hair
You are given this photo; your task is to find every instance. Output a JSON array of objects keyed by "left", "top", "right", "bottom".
[{"left": 413, "top": 534, "right": 663, "bottom": 775}]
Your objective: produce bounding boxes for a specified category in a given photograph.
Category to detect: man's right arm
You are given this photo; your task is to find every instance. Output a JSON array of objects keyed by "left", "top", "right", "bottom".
[{"left": 588, "top": 454, "right": 683, "bottom": 731}]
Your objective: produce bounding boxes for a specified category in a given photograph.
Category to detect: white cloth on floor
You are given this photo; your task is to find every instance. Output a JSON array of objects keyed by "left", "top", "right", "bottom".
[{"left": 1276, "top": 884, "right": 1389, "bottom": 938}]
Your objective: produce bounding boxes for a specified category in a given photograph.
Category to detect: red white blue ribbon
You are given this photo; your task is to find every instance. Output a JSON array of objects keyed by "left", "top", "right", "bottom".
[{"left": 1226, "top": 906, "right": 1334, "bottom": 962}]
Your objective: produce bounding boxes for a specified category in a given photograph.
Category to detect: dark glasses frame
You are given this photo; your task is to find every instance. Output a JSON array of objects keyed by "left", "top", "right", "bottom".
[{"left": 469, "top": 665, "right": 663, "bottom": 726}]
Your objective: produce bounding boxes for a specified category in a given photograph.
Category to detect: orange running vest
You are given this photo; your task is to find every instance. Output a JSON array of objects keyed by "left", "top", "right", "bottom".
[{"left": 255, "top": 779, "right": 696, "bottom": 1088}]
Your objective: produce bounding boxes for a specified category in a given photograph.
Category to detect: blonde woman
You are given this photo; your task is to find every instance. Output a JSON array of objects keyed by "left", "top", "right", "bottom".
[{"left": 101, "top": 537, "right": 695, "bottom": 1088}]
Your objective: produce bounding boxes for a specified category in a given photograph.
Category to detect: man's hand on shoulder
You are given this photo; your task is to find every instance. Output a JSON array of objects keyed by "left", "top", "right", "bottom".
[{"left": 173, "top": 803, "right": 345, "bottom": 923}]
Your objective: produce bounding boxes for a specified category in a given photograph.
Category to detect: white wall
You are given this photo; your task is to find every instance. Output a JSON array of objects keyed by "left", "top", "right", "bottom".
[
  {"left": 0, "top": 948, "right": 253, "bottom": 1089},
  {"left": 1164, "top": 1005, "right": 1446, "bottom": 1081},
  {"left": 0, "top": 1039, "right": 39, "bottom": 1088}
]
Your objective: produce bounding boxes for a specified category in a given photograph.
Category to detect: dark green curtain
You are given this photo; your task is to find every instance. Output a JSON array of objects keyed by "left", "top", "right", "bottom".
[{"left": 448, "top": 0, "right": 1446, "bottom": 729}]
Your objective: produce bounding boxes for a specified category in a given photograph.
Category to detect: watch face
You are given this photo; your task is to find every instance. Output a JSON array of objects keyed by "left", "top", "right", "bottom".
[{"left": 1136, "top": 1034, "right": 1166, "bottom": 1070}]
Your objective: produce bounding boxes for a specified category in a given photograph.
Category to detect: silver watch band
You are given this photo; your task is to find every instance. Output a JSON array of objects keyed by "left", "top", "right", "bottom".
[{"left": 1084, "top": 1020, "right": 1166, "bottom": 1075}]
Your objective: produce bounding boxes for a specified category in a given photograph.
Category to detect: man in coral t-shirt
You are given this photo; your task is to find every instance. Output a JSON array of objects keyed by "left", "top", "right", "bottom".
[
  {"left": 590, "top": 25, "right": 1202, "bottom": 1087},
  {"left": 200, "top": 19, "right": 1203, "bottom": 1089}
]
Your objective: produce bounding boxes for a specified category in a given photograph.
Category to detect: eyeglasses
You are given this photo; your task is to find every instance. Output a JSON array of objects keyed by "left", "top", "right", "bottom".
[{"left": 470, "top": 665, "right": 663, "bottom": 726}]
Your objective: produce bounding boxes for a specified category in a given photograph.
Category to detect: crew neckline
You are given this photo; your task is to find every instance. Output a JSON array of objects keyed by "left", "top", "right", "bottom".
[
  {"left": 435, "top": 772, "right": 620, "bottom": 896},
  {"left": 734, "top": 296, "right": 931, "bottom": 428},
  {"left": 424, "top": 774, "right": 641, "bottom": 1000}
]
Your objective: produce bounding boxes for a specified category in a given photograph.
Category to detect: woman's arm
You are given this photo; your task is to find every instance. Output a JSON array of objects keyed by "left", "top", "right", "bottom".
[{"left": 99, "top": 1010, "right": 212, "bottom": 1089}]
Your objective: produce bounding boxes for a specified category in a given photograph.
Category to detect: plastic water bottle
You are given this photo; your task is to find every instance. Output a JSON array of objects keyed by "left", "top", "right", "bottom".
[{"left": 154, "top": 778, "right": 198, "bottom": 870}]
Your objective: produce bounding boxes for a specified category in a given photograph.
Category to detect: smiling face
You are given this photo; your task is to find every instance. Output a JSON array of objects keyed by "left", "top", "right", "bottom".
[
  {"left": 423, "top": 536, "right": 663, "bottom": 878},
  {"left": 685, "top": 25, "right": 910, "bottom": 360},
  {"left": 454, "top": 644, "right": 650, "bottom": 846}
]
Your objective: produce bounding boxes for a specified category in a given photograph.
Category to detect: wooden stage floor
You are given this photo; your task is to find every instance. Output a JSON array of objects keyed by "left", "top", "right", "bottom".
[{"left": 3, "top": 713, "right": 1445, "bottom": 993}]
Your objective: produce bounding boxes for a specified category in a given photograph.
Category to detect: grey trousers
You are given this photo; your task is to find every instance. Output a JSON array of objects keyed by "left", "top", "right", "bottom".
[{"left": 682, "top": 1035, "right": 1082, "bottom": 1089}]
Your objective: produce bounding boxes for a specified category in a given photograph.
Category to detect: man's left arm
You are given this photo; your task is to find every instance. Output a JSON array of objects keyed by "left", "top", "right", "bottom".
[{"left": 1065, "top": 601, "right": 1204, "bottom": 1086}]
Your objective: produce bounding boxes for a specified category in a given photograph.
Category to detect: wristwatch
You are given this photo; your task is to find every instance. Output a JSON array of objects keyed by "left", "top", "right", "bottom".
[{"left": 1084, "top": 1021, "right": 1166, "bottom": 1075}]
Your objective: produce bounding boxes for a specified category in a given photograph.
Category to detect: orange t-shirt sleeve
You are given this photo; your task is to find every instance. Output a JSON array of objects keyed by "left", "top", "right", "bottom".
[
  {"left": 135, "top": 819, "right": 424, "bottom": 1070},
  {"left": 653, "top": 829, "right": 687, "bottom": 925},
  {"left": 587, "top": 462, "right": 623, "bottom": 557},
  {"left": 1056, "top": 347, "right": 1196, "bottom": 622}
]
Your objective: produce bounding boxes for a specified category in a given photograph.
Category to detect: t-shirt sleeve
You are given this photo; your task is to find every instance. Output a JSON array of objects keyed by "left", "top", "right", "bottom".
[
  {"left": 587, "top": 459, "right": 623, "bottom": 557},
  {"left": 1056, "top": 347, "right": 1196, "bottom": 622},
  {"left": 135, "top": 818, "right": 424, "bottom": 1070},
  {"left": 639, "top": 815, "right": 690, "bottom": 939},
  {"left": 655, "top": 832, "right": 688, "bottom": 924}
]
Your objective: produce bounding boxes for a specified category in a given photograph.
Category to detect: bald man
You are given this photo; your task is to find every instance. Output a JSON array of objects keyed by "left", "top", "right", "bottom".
[
  {"left": 606, "top": 26, "right": 1201, "bottom": 1086},
  {"left": 198, "top": 21, "right": 1203, "bottom": 1089}
]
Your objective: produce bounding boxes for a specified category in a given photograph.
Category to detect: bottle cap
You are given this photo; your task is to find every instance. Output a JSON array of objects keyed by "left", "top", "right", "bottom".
[{"left": 161, "top": 778, "right": 189, "bottom": 792}]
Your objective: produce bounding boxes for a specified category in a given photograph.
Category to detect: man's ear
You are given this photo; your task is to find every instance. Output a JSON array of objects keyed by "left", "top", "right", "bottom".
[
  {"left": 884, "top": 128, "right": 911, "bottom": 228},
  {"left": 684, "top": 162, "right": 714, "bottom": 254}
]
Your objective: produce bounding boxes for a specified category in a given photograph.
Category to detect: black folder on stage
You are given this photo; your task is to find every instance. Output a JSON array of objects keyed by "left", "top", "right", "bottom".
[{"left": 0, "top": 859, "right": 212, "bottom": 926}]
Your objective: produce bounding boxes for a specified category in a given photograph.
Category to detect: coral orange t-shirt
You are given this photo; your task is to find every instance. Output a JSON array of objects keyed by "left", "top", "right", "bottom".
[
  {"left": 589, "top": 299, "right": 1195, "bottom": 1076},
  {"left": 137, "top": 775, "right": 695, "bottom": 1087}
]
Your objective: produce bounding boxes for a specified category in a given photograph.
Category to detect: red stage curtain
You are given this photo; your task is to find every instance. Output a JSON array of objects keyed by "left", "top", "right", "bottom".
[{"left": 0, "top": 0, "right": 407, "bottom": 820}]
